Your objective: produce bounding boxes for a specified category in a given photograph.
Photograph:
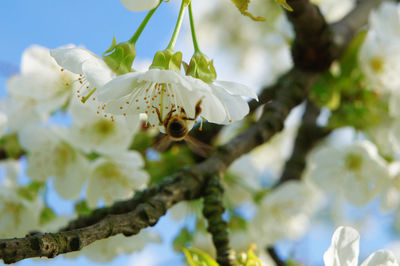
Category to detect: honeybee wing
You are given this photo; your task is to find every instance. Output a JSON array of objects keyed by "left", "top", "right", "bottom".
[
  {"left": 154, "top": 134, "right": 173, "bottom": 152},
  {"left": 184, "top": 135, "right": 213, "bottom": 158}
]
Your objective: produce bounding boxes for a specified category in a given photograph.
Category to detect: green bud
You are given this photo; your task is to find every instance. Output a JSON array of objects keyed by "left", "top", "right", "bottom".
[
  {"left": 186, "top": 52, "right": 217, "bottom": 83},
  {"left": 149, "top": 49, "right": 183, "bottom": 73},
  {"left": 103, "top": 36, "right": 136, "bottom": 75}
]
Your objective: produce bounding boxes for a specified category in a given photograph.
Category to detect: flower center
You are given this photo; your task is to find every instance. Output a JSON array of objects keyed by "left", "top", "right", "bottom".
[
  {"left": 93, "top": 119, "right": 115, "bottom": 136},
  {"left": 60, "top": 69, "right": 97, "bottom": 103},
  {"left": 344, "top": 153, "right": 363, "bottom": 171},
  {"left": 370, "top": 56, "right": 384, "bottom": 73}
]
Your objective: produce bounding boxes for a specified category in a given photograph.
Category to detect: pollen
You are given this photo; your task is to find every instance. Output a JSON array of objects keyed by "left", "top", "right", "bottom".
[
  {"left": 136, "top": 99, "right": 139, "bottom": 102},
  {"left": 104, "top": 114, "right": 107, "bottom": 118},
  {"left": 145, "top": 111, "right": 148, "bottom": 114},
  {"left": 144, "top": 97, "right": 147, "bottom": 100},
  {"left": 165, "top": 107, "right": 168, "bottom": 110},
  {"left": 60, "top": 68, "right": 64, "bottom": 72},
  {"left": 65, "top": 82, "right": 69, "bottom": 86},
  {"left": 171, "top": 94, "right": 174, "bottom": 97},
  {"left": 97, "top": 111, "right": 100, "bottom": 114},
  {"left": 120, "top": 106, "right": 123, "bottom": 109},
  {"left": 152, "top": 110, "right": 155, "bottom": 114},
  {"left": 77, "top": 90, "right": 80, "bottom": 93},
  {"left": 229, "top": 120, "right": 232, "bottom": 123},
  {"left": 126, "top": 101, "right": 130, "bottom": 104},
  {"left": 147, "top": 106, "right": 150, "bottom": 109},
  {"left": 137, "top": 107, "right": 140, "bottom": 110},
  {"left": 123, "top": 113, "right": 126, "bottom": 116}
]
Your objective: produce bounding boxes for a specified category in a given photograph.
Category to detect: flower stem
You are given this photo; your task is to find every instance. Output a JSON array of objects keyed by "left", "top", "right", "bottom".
[
  {"left": 129, "top": 1, "right": 162, "bottom": 45},
  {"left": 166, "top": 0, "right": 187, "bottom": 51},
  {"left": 188, "top": 2, "right": 201, "bottom": 54}
]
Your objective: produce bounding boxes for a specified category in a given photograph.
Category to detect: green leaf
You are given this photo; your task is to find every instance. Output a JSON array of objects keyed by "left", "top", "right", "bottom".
[
  {"left": 275, "top": 0, "right": 293, "bottom": 11},
  {"left": 235, "top": 247, "right": 263, "bottom": 266},
  {"left": 40, "top": 206, "right": 56, "bottom": 225},
  {"left": 173, "top": 228, "right": 193, "bottom": 251},
  {"left": 245, "top": 248, "right": 262, "bottom": 266},
  {"left": 230, "top": 0, "right": 265, "bottom": 21},
  {"left": 183, "top": 248, "right": 218, "bottom": 266},
  {"left": 17, "top": 181, "right": 44, "bottom": 201},
  {"left": 74, "top": 200, "right": 92, "bottom": 216},
  {"left": 0, "top": 134, "right": 23, "bottom": 159}
]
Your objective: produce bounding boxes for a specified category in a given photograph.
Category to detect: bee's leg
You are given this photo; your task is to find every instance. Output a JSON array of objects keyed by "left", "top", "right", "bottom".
[
  {"left": 163, "top": 108, "right": 176, "bottom": 128},
  {"left": 184, "top": 98, "right": 203, "bottom": 121},
  {"left": 152, "top": 106, "right": 163, "bottom": 126}
]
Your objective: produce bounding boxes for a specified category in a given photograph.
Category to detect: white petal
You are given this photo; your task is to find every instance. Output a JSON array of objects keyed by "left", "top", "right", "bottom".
[
  {"left": 213, "top": 80, "right": 258, "bottom": 99},
  {"left": 98, "top": 72, "right": 142, "bottom": 101},
  {"left": 50, "top": 47, "right": 99, "bottom": 74},
  {"left": 323, "top": 226, "right": 360, "bottom": 266},
  {"left": 20, "top": 45, "right": 59, "bottom": 74},
  {"left": 81, "top": 56, "right": 115, "bottom": 89},
  {"left": 210, "top": 84, "right": 250, "bottom": 123},
  {"left": 120, "top": 0, "right": 160, "bottom": 12},
  {"left": 0, "top": 112, "right": 7, "bottom": 137},
  {"left": 360, "top": 250, "right": 399, "bottom": 266}
]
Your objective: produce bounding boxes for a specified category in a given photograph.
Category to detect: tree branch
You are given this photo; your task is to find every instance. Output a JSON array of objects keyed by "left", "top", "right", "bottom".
[{"left": 275, "top": 100, "right": 330, "bottom": 186}]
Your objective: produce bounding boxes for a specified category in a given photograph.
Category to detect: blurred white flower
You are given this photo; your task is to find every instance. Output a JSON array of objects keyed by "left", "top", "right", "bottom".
[
  {"left": 0, "top": 159, "right": 21, "bottom": 188},
  {"left": 0, "top": 112, "right": 7, "bottom": 137},
  {"left": 249, "top": 180, "right": 322, "bottom": 247},
  {"left": 19, "top": 126, "right": 90, "bottom": 200},
  {"left": 64, "top": 98, "right": 140, "bottom": 154},
  {"left": 82, "top": 231, "right": 161, "bottom": 262},
  {"left": 51, "top": 46, "right": 115, "bottom": 102},
  {"left": 0, "top": 97, "right": 44, "bottom": 132},
  {"left": 0, "top": 187, "right": 42, "bottom": 238},
  {"left": 120, "top": 0, "right": 160, "bottom": 12},
  {"left": 359, "top": 2, "right": 400, "bottom": 93},
  {"left": 311, "top": 0, "right": 355, "bottom": 23},
  {"left": 380, "top": 162, "right": 400, "bottom": 212},
  {"left": 87, "top": 151, "right": 149, "bottom": 208},
  {"left": 324, "top": 226, "right": 398, "bottom": 266},
  {"left": 97, "top": 69, "right": 227, "bottom": 132},
  {"left": 307, "top": 141, "right": 389, "bottom": 206},
  {"left": 7, "top": 45, "right": 78, "bottom": 114}
]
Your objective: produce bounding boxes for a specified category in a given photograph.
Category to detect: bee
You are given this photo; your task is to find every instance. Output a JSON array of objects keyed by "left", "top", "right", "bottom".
[{"left": 152, "top": 99, "right": 212, "bottom": 157}]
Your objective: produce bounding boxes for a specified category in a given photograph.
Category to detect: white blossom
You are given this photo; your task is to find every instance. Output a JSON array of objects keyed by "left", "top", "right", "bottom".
[
  {"left": 97, "top": 69, "right": 227, "bottom": 132},
  {"left": 0, "top": 97, "right": 45, "bottom": 133},
  {"left": 0, "top": 187, "right": 42, "bottom": 238},
  {"left": 120, "top": 0, "right": 160, "bottom": 12},
  {"left": 64, "top": 98, "right": 140, "bottom": 154},
  {"left": 86, "top": 151, "right": 149, "bottom": 208},
  {"left": 7, "top": 45, "right": 78, "bottom": 114},
  {"left": 0, "top": 159, "right": 21, "bottom": 188},
  {"left": 359, "top": 2, "right": 400, "bottom": 93},
  {"left": 50, "top": 46, "right": 115, "bottom": 102},
  {"left": 307, "top": 141, "right": 389, "bottom": 206},
  {"left": 81, "top": 231, "right": 161, "bottom": 262},
  {"left": 249, "top": 180, "right": 322, "bottom": 247},
  {"left": 19, "top": 126, "right": 90, "bottom": 200},
  {"left": 311, "top": 0, "right": 355, "bottom": 22},
  {"left": 324, "top": 226, "right": 398, "bottom": 266}
]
